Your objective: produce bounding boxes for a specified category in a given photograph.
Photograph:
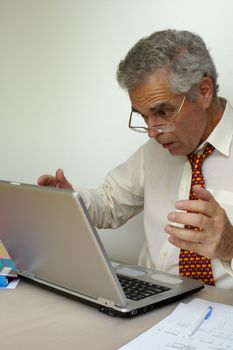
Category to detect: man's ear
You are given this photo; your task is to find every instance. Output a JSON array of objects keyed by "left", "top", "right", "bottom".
[{"left": 198, "top": 76, "right": 214, "bottom": 108}]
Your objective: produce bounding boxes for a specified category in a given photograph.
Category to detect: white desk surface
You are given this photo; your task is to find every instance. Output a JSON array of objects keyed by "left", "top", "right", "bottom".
[{"left": 0, "top": 280, "right": 232, "bottom": 350}]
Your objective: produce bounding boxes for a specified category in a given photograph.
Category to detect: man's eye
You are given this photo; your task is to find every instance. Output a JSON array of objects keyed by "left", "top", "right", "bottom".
[
  {"left": 154, "top": 109, "right": 173, "bottom": 119},
  {"left": 156, "top": 110, "right": 166, "bottom": 116}
]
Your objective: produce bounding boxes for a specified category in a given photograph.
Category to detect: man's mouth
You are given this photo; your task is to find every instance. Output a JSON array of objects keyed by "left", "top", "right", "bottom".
[
  {"left": 162, "top": 142, "right": 173, "bottom": 149},
  {"left": 155, "top": 136, "right": 176, "bottom": 150}
]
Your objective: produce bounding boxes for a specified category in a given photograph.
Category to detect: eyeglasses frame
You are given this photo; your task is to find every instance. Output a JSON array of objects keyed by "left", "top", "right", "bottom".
[{"left": 128, "top": 95, "right": 187, "bottom": 133}]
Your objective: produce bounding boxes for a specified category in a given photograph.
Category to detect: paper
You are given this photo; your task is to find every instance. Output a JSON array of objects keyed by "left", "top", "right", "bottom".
[
  {"left": 2, "top": 278, "right": 20, "bottom": 289},
  {"left": 0, "top": 240, "right": 19, "bottom": 289},
  {"left": 119, "top": 298, "right": 233, "bottom": 350}
]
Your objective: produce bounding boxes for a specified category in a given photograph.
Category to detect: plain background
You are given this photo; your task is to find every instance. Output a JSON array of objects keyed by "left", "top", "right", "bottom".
[{"left": 1, "top": 0, "right": 233, "bottom": 264}]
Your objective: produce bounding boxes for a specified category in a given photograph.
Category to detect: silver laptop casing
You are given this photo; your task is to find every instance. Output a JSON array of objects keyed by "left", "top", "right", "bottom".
[{"left": 0, "top": 181, "right": 204, "bottom": 316}]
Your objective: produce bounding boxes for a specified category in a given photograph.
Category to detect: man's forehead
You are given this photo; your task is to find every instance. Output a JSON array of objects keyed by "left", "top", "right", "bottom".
[
  {"left": 128, "top": 85, "right": 175, "bottom": 113},
  {"left": 128, "top": 70, "right": 172, "bottom": 100}
]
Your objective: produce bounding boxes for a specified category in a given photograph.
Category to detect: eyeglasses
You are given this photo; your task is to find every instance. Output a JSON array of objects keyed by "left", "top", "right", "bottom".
[{"left": 128, "top": 95, "right": 186, "bottom": 133}]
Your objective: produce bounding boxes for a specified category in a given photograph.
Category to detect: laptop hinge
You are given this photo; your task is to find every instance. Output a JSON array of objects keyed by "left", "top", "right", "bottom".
[{"left": 97, "top": 297, "right": 117, "bottom": 308}]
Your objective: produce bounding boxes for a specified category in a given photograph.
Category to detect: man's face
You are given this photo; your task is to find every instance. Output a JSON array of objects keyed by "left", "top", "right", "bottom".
[{"left": 128, "top": 70, "right": 210, "bottom": 156}]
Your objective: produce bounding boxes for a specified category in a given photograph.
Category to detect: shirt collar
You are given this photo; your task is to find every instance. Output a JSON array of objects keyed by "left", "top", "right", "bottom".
[{"left": 197, "top": 99, "right": 233, "bottom": 156}]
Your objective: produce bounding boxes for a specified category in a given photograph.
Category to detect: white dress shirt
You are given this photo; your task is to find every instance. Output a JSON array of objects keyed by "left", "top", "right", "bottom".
[{"left": 79, "top": 99, "right": 233, "bottom": 289}]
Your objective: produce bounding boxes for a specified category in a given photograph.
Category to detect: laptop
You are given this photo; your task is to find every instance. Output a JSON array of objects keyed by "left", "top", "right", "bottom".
[{"left": 0, "top": 180, "right": 204, "bottom": 316}]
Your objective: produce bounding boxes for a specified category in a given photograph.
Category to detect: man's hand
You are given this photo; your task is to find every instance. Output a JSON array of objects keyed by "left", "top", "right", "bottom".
[
  {"left": 165, "top": 185, "right": 233, "bottom": 261},
  {"left": 37, "top": 168, "right": 74, "bottom": 190}
]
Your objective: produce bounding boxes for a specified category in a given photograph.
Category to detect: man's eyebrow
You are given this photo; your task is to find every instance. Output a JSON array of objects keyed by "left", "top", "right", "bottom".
[
  {"left": 149, "top": 102, "right": 173, "bottom": 112},
  {"left": 132, "top": 102, "right": 173, "bottom": 114}
]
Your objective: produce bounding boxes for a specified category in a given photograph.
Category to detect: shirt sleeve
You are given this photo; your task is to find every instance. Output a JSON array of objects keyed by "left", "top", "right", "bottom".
[{"left": 77, "top": 145, "right": 145, "bottom": 229}]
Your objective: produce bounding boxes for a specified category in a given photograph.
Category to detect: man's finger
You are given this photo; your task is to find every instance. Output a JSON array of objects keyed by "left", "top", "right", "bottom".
[
  {"left": 55, "top": 168, "right": 66, "bottom": 183},
  {"left": 192, "top": 185, "right": 214, "bottom": 202},
  {"left": 175, "top": 186, "right": 218, "bottom": 217},
  {"left": 165, "top": 224, "right": 203, "bottom": 243},
  {"left": 37, "top": 175, "right": 56, "bottom": 186},
  {"left": 168, "top": 235, "right": 212, "bottom": 258},
  {"left": 55, "top": 168, "right": 73, "bottom": 190},
  {"left": 167, "top": 211, "right": 208, "bottom": 230}
]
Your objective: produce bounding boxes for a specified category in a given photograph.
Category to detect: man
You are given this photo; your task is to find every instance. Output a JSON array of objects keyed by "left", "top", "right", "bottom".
[{"left": 38, "top": 29, "right": 233, "bottom": 289}]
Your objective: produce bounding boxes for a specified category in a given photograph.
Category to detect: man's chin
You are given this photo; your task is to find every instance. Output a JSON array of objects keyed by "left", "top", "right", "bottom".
[
  {"left": 164, "top": 143, "right": 186, "bottom": 156},
  {"left": 154, "top": 139, "right": 187, "bottom": 156},
  {"left": 168, "top": 149, "right": 184, "bottom": 156}
]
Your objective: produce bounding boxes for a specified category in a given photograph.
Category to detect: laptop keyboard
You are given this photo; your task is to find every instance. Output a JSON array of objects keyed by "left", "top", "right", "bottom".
[{"left": 117, "top": 275, "right": 171, "bottom": 301}]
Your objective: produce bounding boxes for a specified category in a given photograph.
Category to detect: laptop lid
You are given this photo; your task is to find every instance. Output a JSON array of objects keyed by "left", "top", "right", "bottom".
[
  {"left": 0, "top": 180, "right": 126, "bottom": 306},
  {"left": 0, "top": 180, "right": 204, "bottom": 316}
]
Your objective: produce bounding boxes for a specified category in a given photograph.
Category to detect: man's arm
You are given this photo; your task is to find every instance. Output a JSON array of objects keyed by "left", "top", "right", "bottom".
[
  {"left": 78, "top": 148, "right": 145, "bottom": 228},
  {"left": 37, "top": 146, "right": 145, "bottom": 229}
]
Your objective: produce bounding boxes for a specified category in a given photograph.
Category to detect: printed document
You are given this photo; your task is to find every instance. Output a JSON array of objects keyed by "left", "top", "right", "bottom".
[{"left": 119, "top": 298, "right": 233, "bottom": 350}]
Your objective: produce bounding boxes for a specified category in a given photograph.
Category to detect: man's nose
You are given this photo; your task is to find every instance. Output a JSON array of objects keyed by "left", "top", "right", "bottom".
[
  {"left": 147, "top": 117, "right": 162, "bottom": 138},
  {"left": 147, "top": 127, "right": 160, "bottom": 138}
]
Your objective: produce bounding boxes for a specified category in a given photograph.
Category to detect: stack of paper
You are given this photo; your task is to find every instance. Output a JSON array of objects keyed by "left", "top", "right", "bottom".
[
  {"left": 0, "top": 240, "right": 19, "bottom": 289},
  {"left": 119, "top": 298, "right": 233, "bottom": 350}
]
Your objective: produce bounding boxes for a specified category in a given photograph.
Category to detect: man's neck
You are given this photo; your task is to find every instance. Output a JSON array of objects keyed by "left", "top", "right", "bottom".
[{"left": 200, "top": 97, "right": 226, "bottom": 143}]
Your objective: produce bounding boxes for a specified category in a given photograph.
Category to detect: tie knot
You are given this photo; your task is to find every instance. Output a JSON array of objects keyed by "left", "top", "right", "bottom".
[{"left": 187, "top": 144, "right": 215, "bottom": 169}]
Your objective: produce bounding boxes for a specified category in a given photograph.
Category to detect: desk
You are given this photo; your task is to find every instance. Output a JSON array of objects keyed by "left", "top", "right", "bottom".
[{"left": 0, "top": 281, "right": 233, "bottom": 350}]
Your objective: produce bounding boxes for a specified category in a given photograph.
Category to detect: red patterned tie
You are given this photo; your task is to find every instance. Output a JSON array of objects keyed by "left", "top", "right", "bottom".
[{"left": 179, "top": 143, "right": 215, "bottom": 286}]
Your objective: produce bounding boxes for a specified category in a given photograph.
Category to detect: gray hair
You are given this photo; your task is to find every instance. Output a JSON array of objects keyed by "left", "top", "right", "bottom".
[{"left": 117, "top": 29, "right": 219, "bottom": 101}]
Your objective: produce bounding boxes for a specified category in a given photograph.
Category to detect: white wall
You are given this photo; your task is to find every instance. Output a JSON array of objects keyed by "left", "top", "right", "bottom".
[{"left": 1, "top": 0, "right": 233, "bottom": 264}]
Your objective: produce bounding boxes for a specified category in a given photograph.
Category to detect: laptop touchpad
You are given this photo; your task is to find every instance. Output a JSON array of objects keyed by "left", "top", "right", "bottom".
[
  {"left": 151, "top": 274, "right": 183, "bottom": 284},
  {"left": 116, "top": 267, "right": 146, "bottom": 277}
]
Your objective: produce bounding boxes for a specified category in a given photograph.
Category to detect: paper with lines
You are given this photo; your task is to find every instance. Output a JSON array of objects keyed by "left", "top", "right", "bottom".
[{"left": 119, "top": 298, "right": 233, "bottom": 350}]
